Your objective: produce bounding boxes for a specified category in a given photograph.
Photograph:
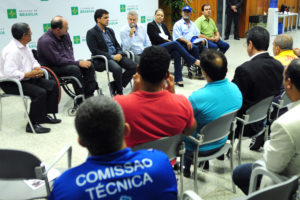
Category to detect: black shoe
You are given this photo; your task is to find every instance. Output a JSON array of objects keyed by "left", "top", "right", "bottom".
[
  {"left": 217, "top": 154, "right": 225, "bottom": 161},
  {"left": 224, "top": 36, "right": 229, "bottom": 40},
  {"left": 234, "top": 37, "right": 240, "bottom": 40},
  {"left": 175, "top": 82, "right": 184, "bottom": 87},
  {"left": 249, "top": 134, "right": 264, "bottom": 151},
  {"left": 183, "top": 168, "right": 191, "bottom": 178},
  {"left": 26, "top": 123, "right": 51, "bottom": 134},
  {"left": 41, "top": 115, "right": 61, "bottom": 124},
  {"left": 199, "top": 161, "right": 209, "bottom": 170}
]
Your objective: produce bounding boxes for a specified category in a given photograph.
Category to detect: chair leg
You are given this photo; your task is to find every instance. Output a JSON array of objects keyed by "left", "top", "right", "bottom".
[
  {"left": 179, "top": 154, "right": 184, "bottom": 198},
  {"left": 193, "top": 150, "right": 198, "bottom": 194},
  {"left": 22, "top": 97, "right": 36, "bottom": 134},
  {"left": 0, "top": 97, "right": 2, "bottom": 131},
  {"left": 229, "top": 146, "right": 236, "bottom": 193}
]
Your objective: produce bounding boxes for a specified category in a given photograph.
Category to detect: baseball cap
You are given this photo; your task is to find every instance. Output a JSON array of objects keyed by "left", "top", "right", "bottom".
[{"left": 182, "top": 6, "right": 192, "bottom": 12}]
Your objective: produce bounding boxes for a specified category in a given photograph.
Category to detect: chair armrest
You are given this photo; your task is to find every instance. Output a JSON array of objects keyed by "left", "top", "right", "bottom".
[
  {"left": 252, "top": 160, "right": 266, "bottom": 170},
  {"left": 249, "top": 162, "right": 285, "bottom": 194},
  {"left": 41, "top": 68, "right": 49, "bottom": 80},
  {"left": 0, "top": 78, "right": 24, "bottom": 97},
  {"left": 187, "top": 134, "right": 204, "bottom": 145},
  {"left": 182, "top": 190, "right": 203, "bottom": 200},
  {"left": 45, "top": 145, "right": 72, "bottom": 174},
  {"left": 91, "top": 55, "right": 109, "bottom": 72}
]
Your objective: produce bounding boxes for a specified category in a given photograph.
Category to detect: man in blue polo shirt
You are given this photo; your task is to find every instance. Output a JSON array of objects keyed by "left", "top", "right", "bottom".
[
  {"left": 184, "top": 49, "right": 242, "bottom": 177},
  {"left": 49, "top": 95, "right": 177, "bottom": 200}
]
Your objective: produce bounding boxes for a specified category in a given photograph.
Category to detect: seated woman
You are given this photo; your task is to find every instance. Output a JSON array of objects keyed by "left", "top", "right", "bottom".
[{"left": 147, "top": 9, "right": 201, "bottom": 87}]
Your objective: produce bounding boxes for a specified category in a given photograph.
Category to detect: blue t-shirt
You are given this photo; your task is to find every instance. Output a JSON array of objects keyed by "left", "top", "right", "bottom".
[
  {"left": 49, "top": 148, "right": 177, "bottom": 200},
  {"left": 186, "top": 78, "right": 242, "bottom": 151}
]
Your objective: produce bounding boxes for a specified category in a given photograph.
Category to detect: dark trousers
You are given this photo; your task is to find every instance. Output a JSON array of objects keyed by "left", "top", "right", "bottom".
[
  {"left": 184, "top": 145, "right": 223, "bottom": 171},
  {"left": 107, "top": 57, "right": 137, "bottom": 93},
  {"left": 225, "top": 12, "right": 239, "bottom": 38},
  {"left": 160, "top": 41, "right": 197, "bottom": 82},
  {"left": 49, "top": 64, "right": 97, "bottom": 98},
  {"left": 1, "top": 78, "right": 59, "bottom": 124},
  {"left": 232, "top": 163, "right": 262, "bottom": 195}
]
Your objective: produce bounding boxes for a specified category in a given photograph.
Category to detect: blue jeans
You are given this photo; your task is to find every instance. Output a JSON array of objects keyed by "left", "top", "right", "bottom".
[
  {"left": 207, "top": 39, "right": 230, "bottom": 54},
  {"left": 160, "top": 41, "right": 197, "bottom": 82},
  {"left": 232, "top": 163, "right": 262, "bottom": 195}
]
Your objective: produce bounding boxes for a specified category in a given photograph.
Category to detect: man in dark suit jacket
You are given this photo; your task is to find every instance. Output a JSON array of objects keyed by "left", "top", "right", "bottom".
[
  {"left": 225, "top": 0, "right": 243, "bottom": 40},
  {"left": 86, "top": 9, "right": 137, "bottom": 95},
  {"left": 232, "top": 26, "right": 283, "bottom": 150}
]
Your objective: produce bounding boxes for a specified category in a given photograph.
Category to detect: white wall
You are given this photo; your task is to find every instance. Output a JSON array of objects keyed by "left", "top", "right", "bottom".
[{"left": 0, "top": 0, "right": 158, "bottom": 59}]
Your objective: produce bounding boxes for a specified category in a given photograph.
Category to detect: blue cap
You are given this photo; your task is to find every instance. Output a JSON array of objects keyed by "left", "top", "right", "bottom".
[{"left": 182, "top": 6, "right": 192, "bottom": 12}]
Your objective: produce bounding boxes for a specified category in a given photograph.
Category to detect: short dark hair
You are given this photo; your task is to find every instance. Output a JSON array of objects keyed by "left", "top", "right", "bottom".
[
  {"left": 285, "top": 59, "right": 300, "bottom": 91},
  {"left": 200, "top": 49, "right": 227, "bottom": 81},
  {"left": 201, "top": 4, "right": 211, "bottom": 11},
  {"left": 75, "top": 96, "right": 125, "bottom": 156},
  {"left": 51, "top": 16, "right": 63, "bottom": 29},
  {"left": 94, "top": 9, "right": 109, "bottom": 23},
  {"left": 11, "top": 23, "right": 29, "bottom": 40},
  {"left": 139, "top": 46, "right": 171, "bottom": 85},
  {"left": 246, "top": 26, "right": 269, "bottom": 51}
]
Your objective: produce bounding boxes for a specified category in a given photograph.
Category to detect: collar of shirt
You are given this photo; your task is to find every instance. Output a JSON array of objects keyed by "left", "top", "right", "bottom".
[
  {"left": 87, "top": 148, "right": 132, "bottom": 162},
  {"left": 249, "top": 51, "right": 268, "bottom": 60},
  {"left": 13, "top": 38, "right": 26, "bottom": 49},
  {"left": 205, "top": 78, "right": 228, "bottom": 87}
]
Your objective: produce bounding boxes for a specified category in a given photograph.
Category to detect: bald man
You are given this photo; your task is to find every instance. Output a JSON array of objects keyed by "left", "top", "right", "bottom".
[
  {"left": 273, "top": 34, "right": 298, "bottom": 67},
  {"left": 37, "top": 16, "right": 97, "bottom": 100}
]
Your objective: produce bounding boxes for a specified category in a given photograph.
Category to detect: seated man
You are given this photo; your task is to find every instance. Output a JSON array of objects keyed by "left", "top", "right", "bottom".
[
  {"left": 114, "top": 46, "right": 197, "bottom": 148},
  {"left": 195, "top": 4, "right": 230, "bottom": 54},
  {"left": 273, "top": 34, "right": 298, "bottom": 67},
  {"left": 184, "top": 49, "right": 242, "bottom": 177},
  {"left": 49, "top": 95, "right": 178, "bottom": 200},
  {"left": 233, "top": 59, "right": 300, "bottom": 195},
  {"left": 0, "top": 23, "right": 61, "bottom": 133},
  {"left": 121, "top": 10, "right": 201, "bottom": 87},
  {"left": 86, "top": 9, "right": 137, "bottom": 95},
  {"left": 232, "top": 26, "right": 283, "bottom": 150},
  {"left": 173, "top": 6, "right": 206, "bottom": 79},
  {"left": 37, "top": 16, "right": 97, "bottom": 99}
]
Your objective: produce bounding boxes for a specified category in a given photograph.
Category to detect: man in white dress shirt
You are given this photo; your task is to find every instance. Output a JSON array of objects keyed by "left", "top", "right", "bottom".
[
  {"left": 0, "top": 23, "right": 61, "bottom": 133},
  {"left": 120, "top": 10, "right": 151, "bottom": 64},
  {"left": 233, "top": 58, "right": 300, "bottom": 194}
]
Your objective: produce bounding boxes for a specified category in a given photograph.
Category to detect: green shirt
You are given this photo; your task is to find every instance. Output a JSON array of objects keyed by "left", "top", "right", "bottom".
[{"left": 194, "top": 15, "right": 217, "bottom": 38}]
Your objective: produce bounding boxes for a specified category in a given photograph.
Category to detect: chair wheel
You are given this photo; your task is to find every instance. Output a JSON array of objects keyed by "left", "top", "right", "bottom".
[
  {"left": 67, "top": 108, "right": 77, "bottom": 116},
  {"left": 188, "top": 72, "right": 193, "bottom": 79}
]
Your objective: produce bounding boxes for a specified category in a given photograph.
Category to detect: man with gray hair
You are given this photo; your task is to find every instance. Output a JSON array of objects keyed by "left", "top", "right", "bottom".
[
  {"left": 120, "top": 10, "right": 151, "bottom": 64},
  {"left": 0, "top": 23, "right": 60, "bottom": 133},
  {"left": 49, "top": 95, "right": 178, "bottom": 200},
  {"left": 273, "top": 34, "right": 298, "bottom": 67}
]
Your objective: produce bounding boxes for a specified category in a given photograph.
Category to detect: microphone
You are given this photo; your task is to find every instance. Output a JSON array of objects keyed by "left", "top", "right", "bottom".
[{"left": 130, "top": 23, "right": 136, "bottom": 35}]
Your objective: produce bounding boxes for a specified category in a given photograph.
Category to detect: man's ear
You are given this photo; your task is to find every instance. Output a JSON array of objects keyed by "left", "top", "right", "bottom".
[
  {"left": 124, "top": 122, "right": 131, "bottom": 138},
  {"left": 286, "top": 78, "right": 293, "bottom": 89},
  {"left": 78, "top": 137, "right": 86, "bottom": 147}
]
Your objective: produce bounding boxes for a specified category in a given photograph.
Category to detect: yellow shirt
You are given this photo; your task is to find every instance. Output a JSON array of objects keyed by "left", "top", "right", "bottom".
[
  {"left": 194, "top": 15, "right": 217, "bottom": 38},
  {"left": 274, "top": 50, "right": 298, "bottom": 67}
]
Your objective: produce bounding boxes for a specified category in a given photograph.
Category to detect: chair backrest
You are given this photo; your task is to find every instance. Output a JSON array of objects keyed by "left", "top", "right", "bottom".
[
  {"left": 245, "top": 96, "right": 274, "bottom": 124},
  {"left": 0, "top": 149, "right": 41, "bottom": 179},
  {"left": 238, "top": 176, "right": 299, "bottom": 200},
  {"left": 280, "top": 92, "right": 292, "bottom": 108},
  {"left": 131, "top": 134, "right": 184, "bottom": 161},
  {"left": 199, "top": 110, "right": 238, "bottom": 145}
]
